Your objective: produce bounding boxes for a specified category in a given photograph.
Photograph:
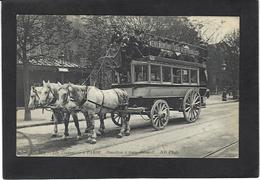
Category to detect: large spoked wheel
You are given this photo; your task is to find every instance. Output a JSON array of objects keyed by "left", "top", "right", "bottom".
[
  {"left": 111, "top": 112, "right": 130, "bottom": 127},
  {"left": 183, "top": 89, "right": 201, "bottom": 123},
  {"left": 150, "top": 99, "right": 170, "bottom": 130}
]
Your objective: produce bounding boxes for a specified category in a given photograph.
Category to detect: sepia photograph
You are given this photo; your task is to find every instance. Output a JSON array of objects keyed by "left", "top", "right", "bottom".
[{"left": 15, "top": 15, "right": 240, "bottom": 158}]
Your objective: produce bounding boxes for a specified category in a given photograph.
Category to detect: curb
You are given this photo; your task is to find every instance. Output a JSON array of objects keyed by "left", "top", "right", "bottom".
[
  {"left": 17, "top": 116, "right": 105, "bottom": 129},
  {"left": 17, "top": 100, "right": 238, "bottom": 129}
]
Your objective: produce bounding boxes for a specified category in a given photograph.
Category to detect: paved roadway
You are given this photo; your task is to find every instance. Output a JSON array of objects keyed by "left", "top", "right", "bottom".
[{"left": 16, "top": 102, "right": 239, "bottom": 158}]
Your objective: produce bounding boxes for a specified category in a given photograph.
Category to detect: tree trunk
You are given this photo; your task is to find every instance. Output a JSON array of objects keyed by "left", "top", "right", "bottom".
[{"left": 23, "top": 64, "right": 31, "bottom": 120}]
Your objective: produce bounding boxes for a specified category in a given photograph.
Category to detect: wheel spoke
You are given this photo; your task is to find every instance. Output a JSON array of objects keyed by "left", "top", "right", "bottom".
[
  {"left": 194, "top": 101, "right": 200, "bottom": 105},
  {"left": 185, "top": 103, "right": 191, "bottom": 106},
  {"left": 187, "top": 109, "right": 191, "bottom": 118},
  {"left": 192, "top": 110, "right": 196, "bottom": 119},
  {"left": 187, "top": 96, "right": 191, "bottom": 103},
  {"left": 161, "top": 104, "right": 166, "bottom": 110},
  {"left": 194, "top": 109, "right": 198, "bottom": 117},
  {"left": 193, "top": 105, "right": 200, "bottom": 110},
  {"left": 157, "top": 118, "right": 162, "bottom": 127},
  {"left": 162, "top": 109, "right": 168, "bottom": 114},
  {"left": 185, "top": 106, "right": 191, "bottom": 112},
  {"left": 154, "top": 117, "right": 159, "bottom": 126},
  {"left": 194, "top": 95, "right": 200, "bottom": 102},
  {"left": 153, "top": 114, "right": 158, "bottom": 118}
]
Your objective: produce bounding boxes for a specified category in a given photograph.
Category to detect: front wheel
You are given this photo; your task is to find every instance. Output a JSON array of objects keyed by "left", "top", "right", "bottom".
[
  {"left": 150, "top": 99, "right": 170, "bottom": 130},
  {"left": 183, "top": 89, "right": 201, "bottom": 123},
  {"left": 111, "top": 112, "right": 130, "bottom": 127}
]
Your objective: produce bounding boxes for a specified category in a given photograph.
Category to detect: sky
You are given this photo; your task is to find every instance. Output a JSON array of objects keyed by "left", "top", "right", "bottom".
[
  {"left": 67, "top": 15, "right": 240, "bottom": 44},
  {"left": 188, "top": 16, "right": 239, "bottom": 44}
]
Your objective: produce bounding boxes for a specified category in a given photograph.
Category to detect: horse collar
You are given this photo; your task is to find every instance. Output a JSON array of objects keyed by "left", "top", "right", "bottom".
[
  {"left": 78, "top": 85, "right": 89, "bottom": 107},
  {"left": 46, "top": 86, "right": 57, "bottom": 106}
]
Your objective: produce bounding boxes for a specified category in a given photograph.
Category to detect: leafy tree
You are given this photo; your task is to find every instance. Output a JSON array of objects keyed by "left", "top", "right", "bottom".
[
  {"left": 76, "top": 16, "right": 204, "bottom": 88},
  {"left": 221, "top": 30, "right": 239, "bottom": 98},
  {"left": 17, "top": 15, "right": 73, "bottom": 120},
  {"left": 17, "top": 15, "right": 45, "bottom": 120}
]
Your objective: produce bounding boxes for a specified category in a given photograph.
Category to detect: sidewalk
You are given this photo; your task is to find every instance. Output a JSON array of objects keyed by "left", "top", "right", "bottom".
[
  {"left": 16, "top": 109, "right": 90, "bottom": 129},
  {"left": 206, "top": 94, "right": 238, "bottom": 105},
  {"left": 16, "top": 95, "right": 238, "bottom": 128}
]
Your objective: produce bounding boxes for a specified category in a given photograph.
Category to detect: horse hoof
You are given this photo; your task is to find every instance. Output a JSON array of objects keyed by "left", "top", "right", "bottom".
[
  {"left": 90, "top": 139, "right": 96, "bottom": 144},
  {"left": 117, "top": 134, "right": 123, "bottom": 138},
  {"left": 76, "top": 135, "right": 81, "bottom": 140},
  {"left": 125, "top": 132, "right": 130, "bottom": 136},
  {"left": 51, "top": 134, "right": 58, "bottom": 138},
  {"left": 63, "top": 135, "right": 69, "bottom": 140},
  {"left": 87, "top": 137, "right": 96, "bottom": 144},
  {"left": 96, "top": 131, "right": 102, "bottom": 136}
]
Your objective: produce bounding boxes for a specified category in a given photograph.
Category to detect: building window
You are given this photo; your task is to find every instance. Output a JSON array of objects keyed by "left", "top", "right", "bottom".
[
  {"left": 162, "top": 66, "right": 171, "bottom": 82},
  {"left": 134, "top": 64, "right": 148, "bottom": 82},
  {"left": 172, "top": 68, "right": 181, "bottom": 84},
  {"left": 150, "top": 65, "right": 161, "bottom": 81},
  {"left": 191, "top": 69, "right": 198, "bottom": 83},
  {"left": 182, "top": 69, "right": 190, "bottom": 83}
]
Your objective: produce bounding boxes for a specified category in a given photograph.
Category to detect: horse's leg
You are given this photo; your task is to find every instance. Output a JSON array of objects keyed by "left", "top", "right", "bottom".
[
  {"left": 84, "top": 112, "right": 91, "bottom": 134},
  {"left": 83, "top": 112, "right": 90, "bottom": 134},
  {"left": 124, "top": 116, "right": 131, "bottom": 136},
  {"left": 51, "top": 111, "right": 59, "bottom": 138},
  {"left": 102, "top": 113, "right": 106, "bottom": 130},
  {"left": 63, "top": 112, "right": 70, "bottom": 139},
  {"left": 98, "top": 113, "right": 105, "bottom": 135},
  {"left": 87, "top": 112, "right": 97, "bottom": 144},
  {"left": 117, "top": 114, "right": 126, "bottom": 138},
  {"left": 72, "top": 112, "right": 81, "bottom": 140}
]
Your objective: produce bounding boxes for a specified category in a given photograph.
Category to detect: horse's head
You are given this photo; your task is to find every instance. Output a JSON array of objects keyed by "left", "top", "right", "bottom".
[
  {"left": 58, "top": 83, "right": 87, "bottom": 109},
  {"left": 38, "top": 80, "right": 56, "bottom": 107},
  {"left": 57, "top": 83, "right": 71, "bottom": 107},
  {"left": 58, "top": 83, "right": 80, "bottom": 110},
  {"left": 28, "top": 86, "right": 41, "bottom": 110}
]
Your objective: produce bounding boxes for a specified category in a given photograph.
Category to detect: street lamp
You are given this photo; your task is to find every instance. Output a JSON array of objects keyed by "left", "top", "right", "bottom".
[
  {"left": 221, "top": 59, "right": 227, "bottom": 101},
  {"left": 58, "top": 52, "right": 66, "bottom": 83}
]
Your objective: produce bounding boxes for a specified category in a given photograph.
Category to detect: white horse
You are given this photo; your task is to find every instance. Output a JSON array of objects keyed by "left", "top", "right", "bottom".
[
  {"left": 57, "top": 83, "right": 130, "bottom": 144},
  {"left": 36, "top": 81, "right": 82, "bottom": 139},
  {"left": 28, "top": 85, "right": 64, "bottom": 137}
]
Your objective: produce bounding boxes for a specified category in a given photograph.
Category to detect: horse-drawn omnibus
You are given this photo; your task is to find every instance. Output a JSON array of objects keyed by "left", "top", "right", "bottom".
[{"left": 107, "top": 32, "right": 209, "bottom": 130}]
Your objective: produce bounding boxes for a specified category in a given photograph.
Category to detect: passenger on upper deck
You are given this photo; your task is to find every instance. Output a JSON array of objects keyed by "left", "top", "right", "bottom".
[{"left": 110, "top": 27, "right": 122, "bottom": 44}]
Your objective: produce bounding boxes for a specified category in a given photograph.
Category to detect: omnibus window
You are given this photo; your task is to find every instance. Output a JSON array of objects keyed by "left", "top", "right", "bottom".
[
  {"left": 134, "top": 64, "right": 148, "bottom": 82},
  {"left": 151, "top": 65, "right": 161, "bottom": 81},
  {"left": 182, "top": 69, "right": 190, "bottom": 83},
  {"left": 172, "top": 68, "right": 181, "bottom": 84},
  {"left": 191, "top": 69, "right": 198, "bottom": 83},
  {"left": 162, "top": 66, "right": 171, "bottom": 82},
  {"left": 199, "top": 69, "right": 207, "bottom": 85}
]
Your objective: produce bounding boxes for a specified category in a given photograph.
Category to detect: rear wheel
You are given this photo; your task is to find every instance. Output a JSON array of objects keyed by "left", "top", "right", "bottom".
[
  {"left": 183, "top": 89, "right": 201, "bottom": 123},
  {"left": 150, "top": 99, "right": 170, "bottom": 130},
  {"left": 111, "top": 112, "right": 130, "bottom": 127}
]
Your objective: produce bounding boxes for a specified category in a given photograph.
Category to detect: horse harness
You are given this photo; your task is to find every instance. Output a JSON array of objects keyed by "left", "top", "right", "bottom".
[
  {"left": 46, "top": 86, "right": 58, "bottom": 106},
  {"left": 76, "top": 86, "right": 126, "bottom": 112}
]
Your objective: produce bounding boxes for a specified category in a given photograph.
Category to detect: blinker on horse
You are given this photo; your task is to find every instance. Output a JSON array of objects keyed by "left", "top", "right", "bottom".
[{"left": 28, "top": 86, "right": 41, "bottom": 110}]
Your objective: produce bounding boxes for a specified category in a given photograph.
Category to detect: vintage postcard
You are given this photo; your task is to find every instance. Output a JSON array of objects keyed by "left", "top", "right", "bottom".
[{"left": 16, "top": 15, "right": 240, "bottom": 158}]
